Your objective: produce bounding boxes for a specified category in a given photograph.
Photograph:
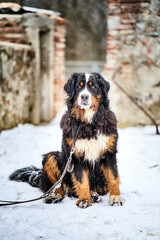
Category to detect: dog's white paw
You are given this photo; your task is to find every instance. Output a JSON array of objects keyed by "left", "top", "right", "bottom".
[
  {"left": 109, "top": 195, "right": 125, "bottom": 206},
  {"left": 76, "top": 199, "right": 92, "bottom": 208}
]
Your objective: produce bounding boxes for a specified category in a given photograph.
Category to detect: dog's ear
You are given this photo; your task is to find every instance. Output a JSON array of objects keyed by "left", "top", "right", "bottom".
[
  {"left": 64, "top": 73, "right": 79, "bottom": 99},
  {"left": 92, "top": 73, "right": 110, "bottom": 107},
  {"left": 92, "top": 72, "right": 110, "bottom": 94}
]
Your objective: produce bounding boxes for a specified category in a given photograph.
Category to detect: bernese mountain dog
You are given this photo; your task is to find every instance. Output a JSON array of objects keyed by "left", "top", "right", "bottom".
[{"left": 10, "top": 72, "right": 124, "bottom": 208}]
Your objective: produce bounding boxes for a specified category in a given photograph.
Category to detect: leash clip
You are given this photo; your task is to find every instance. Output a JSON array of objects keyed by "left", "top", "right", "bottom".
[
  {"left": 70, "top": 145, "right": 75, "bottom": 155},
  {"left": 67, "top": 163, "right": 74, "bottom": 173},
  {"left": 67, "top": 145, "right": 75, "bottom": 173}
]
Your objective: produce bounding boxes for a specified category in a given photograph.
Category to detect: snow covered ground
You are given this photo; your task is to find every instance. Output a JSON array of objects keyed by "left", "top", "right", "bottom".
[{"left": 0, "top": 116, "right": 160, "bottom": 240}]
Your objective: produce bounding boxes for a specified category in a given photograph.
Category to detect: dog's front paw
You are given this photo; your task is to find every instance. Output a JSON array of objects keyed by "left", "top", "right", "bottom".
[
  {"left": 76, "top": 199, "right": 92, "bottom": 208},
  {"left": 109, "top": 195, "right": 125, "bottom": 206},
  {"left": 44, "top": 193, "right": 63, "bottom": 204}
]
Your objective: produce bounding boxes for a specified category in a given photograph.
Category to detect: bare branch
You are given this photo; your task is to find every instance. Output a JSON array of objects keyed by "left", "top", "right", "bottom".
[{"left": 111, "top": 67, "right": 160, "bottom": 135}]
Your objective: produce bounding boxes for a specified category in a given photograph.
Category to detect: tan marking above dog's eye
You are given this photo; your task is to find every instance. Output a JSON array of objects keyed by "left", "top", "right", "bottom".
[
  {"left": 89, "top": 81, "right": 93, "bottom": 86},
  {"left": 79, "top": 81, "right": 84, "bottom": 87}
]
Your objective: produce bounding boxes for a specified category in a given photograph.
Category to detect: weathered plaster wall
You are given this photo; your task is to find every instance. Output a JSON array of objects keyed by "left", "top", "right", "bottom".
[
  {"left": 0, "top": 42, "right": 35, "bottom": 130},
  {"left": 104, "top": 0, "right": 160, "bottom": 127}
]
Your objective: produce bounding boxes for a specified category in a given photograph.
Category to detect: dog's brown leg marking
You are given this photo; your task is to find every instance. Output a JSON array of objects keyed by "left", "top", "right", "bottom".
[
  {"left": 72, "top": 169, "right": 92, "bottom": 208},
  {"left": 101, "top": 165, "right": 124, "bottom": 205},
  {"left": 44, "top": 155, "right": 64, "bottom": 198},
  {"left": 101, "top": 165, "right": 120, "bottom": 196}
]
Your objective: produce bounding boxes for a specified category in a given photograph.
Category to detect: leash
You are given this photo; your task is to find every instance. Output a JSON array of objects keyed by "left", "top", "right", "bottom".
[{"left": 0, "top": 125, "right": 81, "bottom": 207}]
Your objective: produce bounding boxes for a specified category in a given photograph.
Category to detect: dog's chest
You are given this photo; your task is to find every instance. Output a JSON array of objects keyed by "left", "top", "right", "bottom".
[{"left": 75, "top": 133, "right": 109, "bottom": 161}]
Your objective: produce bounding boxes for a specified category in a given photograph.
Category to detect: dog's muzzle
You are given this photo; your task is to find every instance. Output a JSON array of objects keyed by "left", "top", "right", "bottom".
[
  {"left": 81, "top": 94, "right": 89, "bottom": 105},
  {"left": 78, "top": 88, "right": 92, "bottom": 109}
]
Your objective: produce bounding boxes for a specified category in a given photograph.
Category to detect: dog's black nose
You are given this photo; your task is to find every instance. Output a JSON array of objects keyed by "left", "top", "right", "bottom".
[{"left": 81, "top": 94, "right": 89, "bottom": 101}]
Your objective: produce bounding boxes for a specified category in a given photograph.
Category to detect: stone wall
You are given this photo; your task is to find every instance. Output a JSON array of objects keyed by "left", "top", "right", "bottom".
[
  {"left": 0, "top": 42, "right": 35, "bottom": 130},
  {"left": 0, "top": 12, "right": 66, "bottom": 130},
  {"left": 104, "top": 0, "right": 160, "bottom": 127}
]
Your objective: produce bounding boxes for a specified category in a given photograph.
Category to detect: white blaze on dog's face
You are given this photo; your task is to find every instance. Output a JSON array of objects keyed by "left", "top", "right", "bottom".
[{"left": 77, "top": 73, "right": 92, "bottom": 109}]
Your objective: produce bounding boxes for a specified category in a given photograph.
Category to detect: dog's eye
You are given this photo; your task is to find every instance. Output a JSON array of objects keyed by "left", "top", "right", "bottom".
[
  {"left": 79, "top": 81, "right": 84, "bottom": 88},
  {"left": 89, "top": 81, "right": 95, "bottom": 88}
]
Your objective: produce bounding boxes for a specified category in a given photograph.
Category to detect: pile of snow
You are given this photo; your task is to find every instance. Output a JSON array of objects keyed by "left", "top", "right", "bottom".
[{"left": 0, "top": 119, "right": 160, "bottom": 240}]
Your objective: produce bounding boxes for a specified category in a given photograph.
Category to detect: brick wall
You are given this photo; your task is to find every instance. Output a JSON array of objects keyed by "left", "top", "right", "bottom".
[
  {"left": 54, "top": 17, "right": 66, "bottom": 115},
  {"left": 0, "top": 15, "right": 25, "bottom": 44},
  {"left": 104, "top": 0, "right": 160, "bottom": 127}
]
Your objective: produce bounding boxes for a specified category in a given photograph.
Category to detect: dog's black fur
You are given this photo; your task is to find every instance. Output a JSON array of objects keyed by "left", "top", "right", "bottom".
[{"left": 10, "top": 73, "right": 124, "bottom": 208}]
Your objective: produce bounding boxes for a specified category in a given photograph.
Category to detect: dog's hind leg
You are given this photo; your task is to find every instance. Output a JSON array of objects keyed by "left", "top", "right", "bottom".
[
  {"left": 91, "top": 191, "right": 102, "bottom": 203},
  {"left": 42, "top": 151, "right": 64, "bottom": 204}
]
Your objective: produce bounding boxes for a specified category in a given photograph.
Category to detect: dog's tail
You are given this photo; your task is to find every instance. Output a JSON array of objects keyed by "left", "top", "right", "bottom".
[
  {"left": 9, "top": 166, "right": 43, "bottom": 188},
  {"left": 9, "top": 166, "right": 53, "bottom": 192}
]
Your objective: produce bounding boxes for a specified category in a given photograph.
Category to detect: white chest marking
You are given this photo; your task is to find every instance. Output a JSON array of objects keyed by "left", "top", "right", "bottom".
[
  {"left": 75, "top": 134, "right": 109, "bottom": 162},
  {"left": 84, "top": 109, "right": 96, "bottom": 123}
]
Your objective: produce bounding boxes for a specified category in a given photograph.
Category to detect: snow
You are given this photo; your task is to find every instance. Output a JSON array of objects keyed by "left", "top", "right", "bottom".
[{"left": 0, "top": 116, "right": 160, "bottom": 240}]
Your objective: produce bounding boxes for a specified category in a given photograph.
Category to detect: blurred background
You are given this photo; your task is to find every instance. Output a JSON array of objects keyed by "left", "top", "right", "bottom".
[{"left": 0, "top": 0, "right": 160, "bottom": 131}]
